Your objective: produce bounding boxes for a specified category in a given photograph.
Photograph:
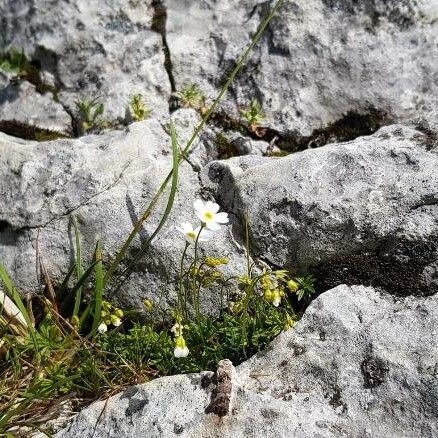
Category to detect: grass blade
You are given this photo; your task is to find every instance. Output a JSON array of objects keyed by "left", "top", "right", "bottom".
[
  {"left": 72, "top": 216, "right": 83, "bottom": 318},
  {"left": 91, "top": 241, "right": 104, "bottom": 335},
  {"left": 0, "top": 264, "right": 32, "bottom": 329}
]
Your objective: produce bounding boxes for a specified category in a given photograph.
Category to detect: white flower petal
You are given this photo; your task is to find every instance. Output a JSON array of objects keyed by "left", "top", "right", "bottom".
[
  {"left": 180, "top": 222, "right": 193, "bottom": 233},
  {"left": 97, "top": 323, "right": 107, "bottom": 334},
  {"left": 205, "top": 200, "right": 220, "bottom": 213},
  {"left": 193, "top": 199, "right": 205, "bottom": 212},
  {"left": 194, "top": 210, "right": 206, "bottom": 223},
  {"left": 112, "top": 317, "right": 122, "bottom": 327},
  {"left": 174, "top": 346, "right": 190, "bottom": 358},
  {"left": 214, "top": 212, "right": 229, "bottom": 224},
  {"left": 205, "top": 220, "right": 221, "bottom": 231}
]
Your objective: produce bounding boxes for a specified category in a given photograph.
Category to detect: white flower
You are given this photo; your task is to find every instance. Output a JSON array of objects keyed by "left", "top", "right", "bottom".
[
  {"left": 97, "top": 322, "right": 108, "bottom": 333},
  {"left": 177, "top": 222, "right": 210, "bottom": 244},
  {"left": 272, "top": 290, "right": 281, "bottom": 307},
  {"left": 111, "top": 315, "right": 122, "bottom": 327},
  {"left": 174, "top": 336, "right": 189, "bottom": 358},
  {"left": 193, "top": 199, "right": 229, "bottom": 231},
  {"left": 171, "top": 322, "right": 184, "bottom": 336}
]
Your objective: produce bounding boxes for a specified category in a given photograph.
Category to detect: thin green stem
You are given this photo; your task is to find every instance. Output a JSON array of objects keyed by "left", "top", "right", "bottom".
[
  {"left": 178, "top": 242, "right": 190, "bottom": 316},
  {"left": 192, "top": 224, "right": 205, "bottom": 319}
]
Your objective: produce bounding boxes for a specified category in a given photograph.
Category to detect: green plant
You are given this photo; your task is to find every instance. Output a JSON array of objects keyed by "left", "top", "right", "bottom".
[
  {"left": 0, "top": 49, "right": 30, "bottom": 76},
  {"left": 176, "top": 83, "right": 206, "bottom": 111},
  {"left": 129, "top": 94, "right": 151, "bottom": 121},
  {"left": 0, "top": 1, "right": 291, "bottom": 433},
  {"left": 75, "top": 98, "right": 104, "bottom": 132},
  {"left": 240, "top": 99, "right": 265, "bottom": 134}
]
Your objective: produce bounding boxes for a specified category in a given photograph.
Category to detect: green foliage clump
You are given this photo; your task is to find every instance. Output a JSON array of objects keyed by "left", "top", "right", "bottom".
[
  {"left": 0, "top": 2, "right": 304, "bottom": 433},
  {"left": 129, "top": 94, "right": 151, "bottom": 122},
  {"left": 0, "top": 49, "right": 31, "bottom": 76},
  {"left": 176, "top": 83, "right": 206, "bottom": 111},
  {"left": 75, "top": 98, "right": 104, "bottom": 133},
  {"left": 240, "top": 99, "right": 265, "bottom": 133}
]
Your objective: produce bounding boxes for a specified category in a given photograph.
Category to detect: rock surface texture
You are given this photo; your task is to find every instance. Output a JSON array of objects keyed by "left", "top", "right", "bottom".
[
  {"left": 55, "top": 285, "right": 438, "bottom": 438},
  {"left": 1, "top": 1, "right": 437, "bottom": 436},
  {"left": 0, "top": 109, "right": 246, "bottom": 312},
  {"left": 167, "top": 0, "right": 438, "bottom": 139},
  {"left": 1, "top": 0, "right": 437, "bottom": 140},
  {"left": 202, "top": 124, "right": 438, "bottom": 297},
  {"left": 1, "top": 123, "right": 436, "bottom": 309}
]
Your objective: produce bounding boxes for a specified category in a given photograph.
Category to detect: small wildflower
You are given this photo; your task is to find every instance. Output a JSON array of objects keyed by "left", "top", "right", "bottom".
[
  {"left": 171, "top": 322, "right": 184, "bottom": 337},
  {"left": 271, "top": 290, "right": 281, "bottom": 307},
  {"left": 204, "top": 256, "right": 229, "bottom": 267},
  {"left": 143, "top": 298, "right": 154, "bottom": 310},
  {"left": 97, "top": 322, "right": 108, "bottom": 334},
  {"left": 110, "top": 315, "right": 122, "bottom": 327},
  {"left": 287, "top": 279, "right": 299, "bottom": 292},
  {"left": 177, "top": 222, "right": 210, "bottom": 244},
  {"left": 193, "top": 199, "right": 229, "bottom": 231},
  {"left": 263, "top": 288, "right": 273, "bottom": 302},
  {"left": 174, "top": 336, "right": 189, "bottom": 358},
  {"left": 114, "top": 308, "right": 124, "bottom": 318}
]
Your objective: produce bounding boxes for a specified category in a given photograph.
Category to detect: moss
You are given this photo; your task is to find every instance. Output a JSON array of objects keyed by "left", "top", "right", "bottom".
[
  {"left": 0, "top": 120, "right": 69, "bottom": 141},
  {"left": 268, "top": 149, "right": 289, "bottom": 157},
  {"left": 313, "top": 238, "right": 437, "bottom": 297},
  {"left": 215, "top": 133, "right": 239, "bottom": 159}
]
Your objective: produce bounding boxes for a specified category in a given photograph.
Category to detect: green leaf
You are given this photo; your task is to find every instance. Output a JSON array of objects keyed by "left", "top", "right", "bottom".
[
  {"left": 72, "top": 216, "right": 83, "bottom": 318},
  {"left": 0, "top": 264, "right": 32, "bottom": 329},
  {"left": 91, "top": 241, "right": 104, "bottom": 335}
]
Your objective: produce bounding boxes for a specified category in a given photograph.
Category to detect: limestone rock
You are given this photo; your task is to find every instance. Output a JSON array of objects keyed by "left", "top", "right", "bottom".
[
  {"left": 0, "top": 80, "right": 72, "bottom": 134},
  {"left": 0, "top": 0, "right": 170, "bottom": 127},
  {"left": 0, "top": 109, "right": 246, "bottom": 312},
  {"left": 167, "top": 0, "right": 438, "bottom": 139},
  {"left": 55, "top": 285, "right": 438, "bottom": 438},
  {"left": 201, "top": 125, "right": 438, "bottom": 296}
]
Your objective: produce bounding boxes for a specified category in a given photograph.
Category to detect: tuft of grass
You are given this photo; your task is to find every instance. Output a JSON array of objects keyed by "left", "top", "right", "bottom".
[
  {"left": 74, "top": 98, "right": 104, "bottom": 133},
  {"left": 240, "top": 99, "right": 265, "bottom": 134},
  {"left": 176, "top": 83, "right": 206, "bottom": 111},
  {"left": 129, "top": 94, "right": 151, "bottom": 122},
  {"left": 0, "top": 49, "right": 31, "bottom": 77}
]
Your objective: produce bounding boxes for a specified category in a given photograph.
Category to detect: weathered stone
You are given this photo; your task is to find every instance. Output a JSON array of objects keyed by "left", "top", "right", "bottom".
[
  {"left": 0, "top": 0, "right": 170, "bottom": 128},
  {"left": 0, "top": 80, "right": 71, "bottom": 135},
  {"left": 0, "top": 109, "right": 246, "bottom": 312},
  {"left": 167, "top": 0, "right": 438, "bottom": 140},
  {"left": 55, "top": 285, "right": 438, "bottom": 438},
  {"left": 201, "top": 124, "right": 438, "bottom": 296}
]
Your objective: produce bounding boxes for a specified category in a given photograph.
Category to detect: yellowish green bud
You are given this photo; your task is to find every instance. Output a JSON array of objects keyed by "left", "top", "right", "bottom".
[
  {"left": 204, "top": 256, "right": 229, "bottom": 267},
  {"left": 71, "top": 315, "right": 80, "bottom": 328},
  {"left": 263, "top": 289, "right": 273, "bottom": 302},
  {"left": 287, "top": 279, "right": 299, "bottom": 292},
  {"left": 143, "top": 299, "right": 154, "bottom": 310}
]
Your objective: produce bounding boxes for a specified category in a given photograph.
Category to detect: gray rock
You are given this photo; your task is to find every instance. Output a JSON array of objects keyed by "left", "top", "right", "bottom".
[
  {"left": 201, "top": 124, "right": 438, "bottom": 296},
  {"left": 55, "top": 284, "right": 438, "bottom": 438},
  {"left": 0, "top": 0, "right": 170, "bottom": 128},
  {"left": 167, "top": 0, "right": 438, "bottom": 139},
  {"left": 2, "top": 0, "right": 438, "bottom": 142},
  {"left": 0, "top": 109, "right": 246, "bottom": 312},
  {"left": 0, "top": 80, "right": 72, "bottom": 134}
]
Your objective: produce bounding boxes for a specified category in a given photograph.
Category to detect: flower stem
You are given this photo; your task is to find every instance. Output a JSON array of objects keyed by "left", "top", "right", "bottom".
[
  {"left": 192, "top": 224, "right": 205, "bottom": 319},
  {"left": 178, "top": 242, "right": 189, "bottom": 317}
]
